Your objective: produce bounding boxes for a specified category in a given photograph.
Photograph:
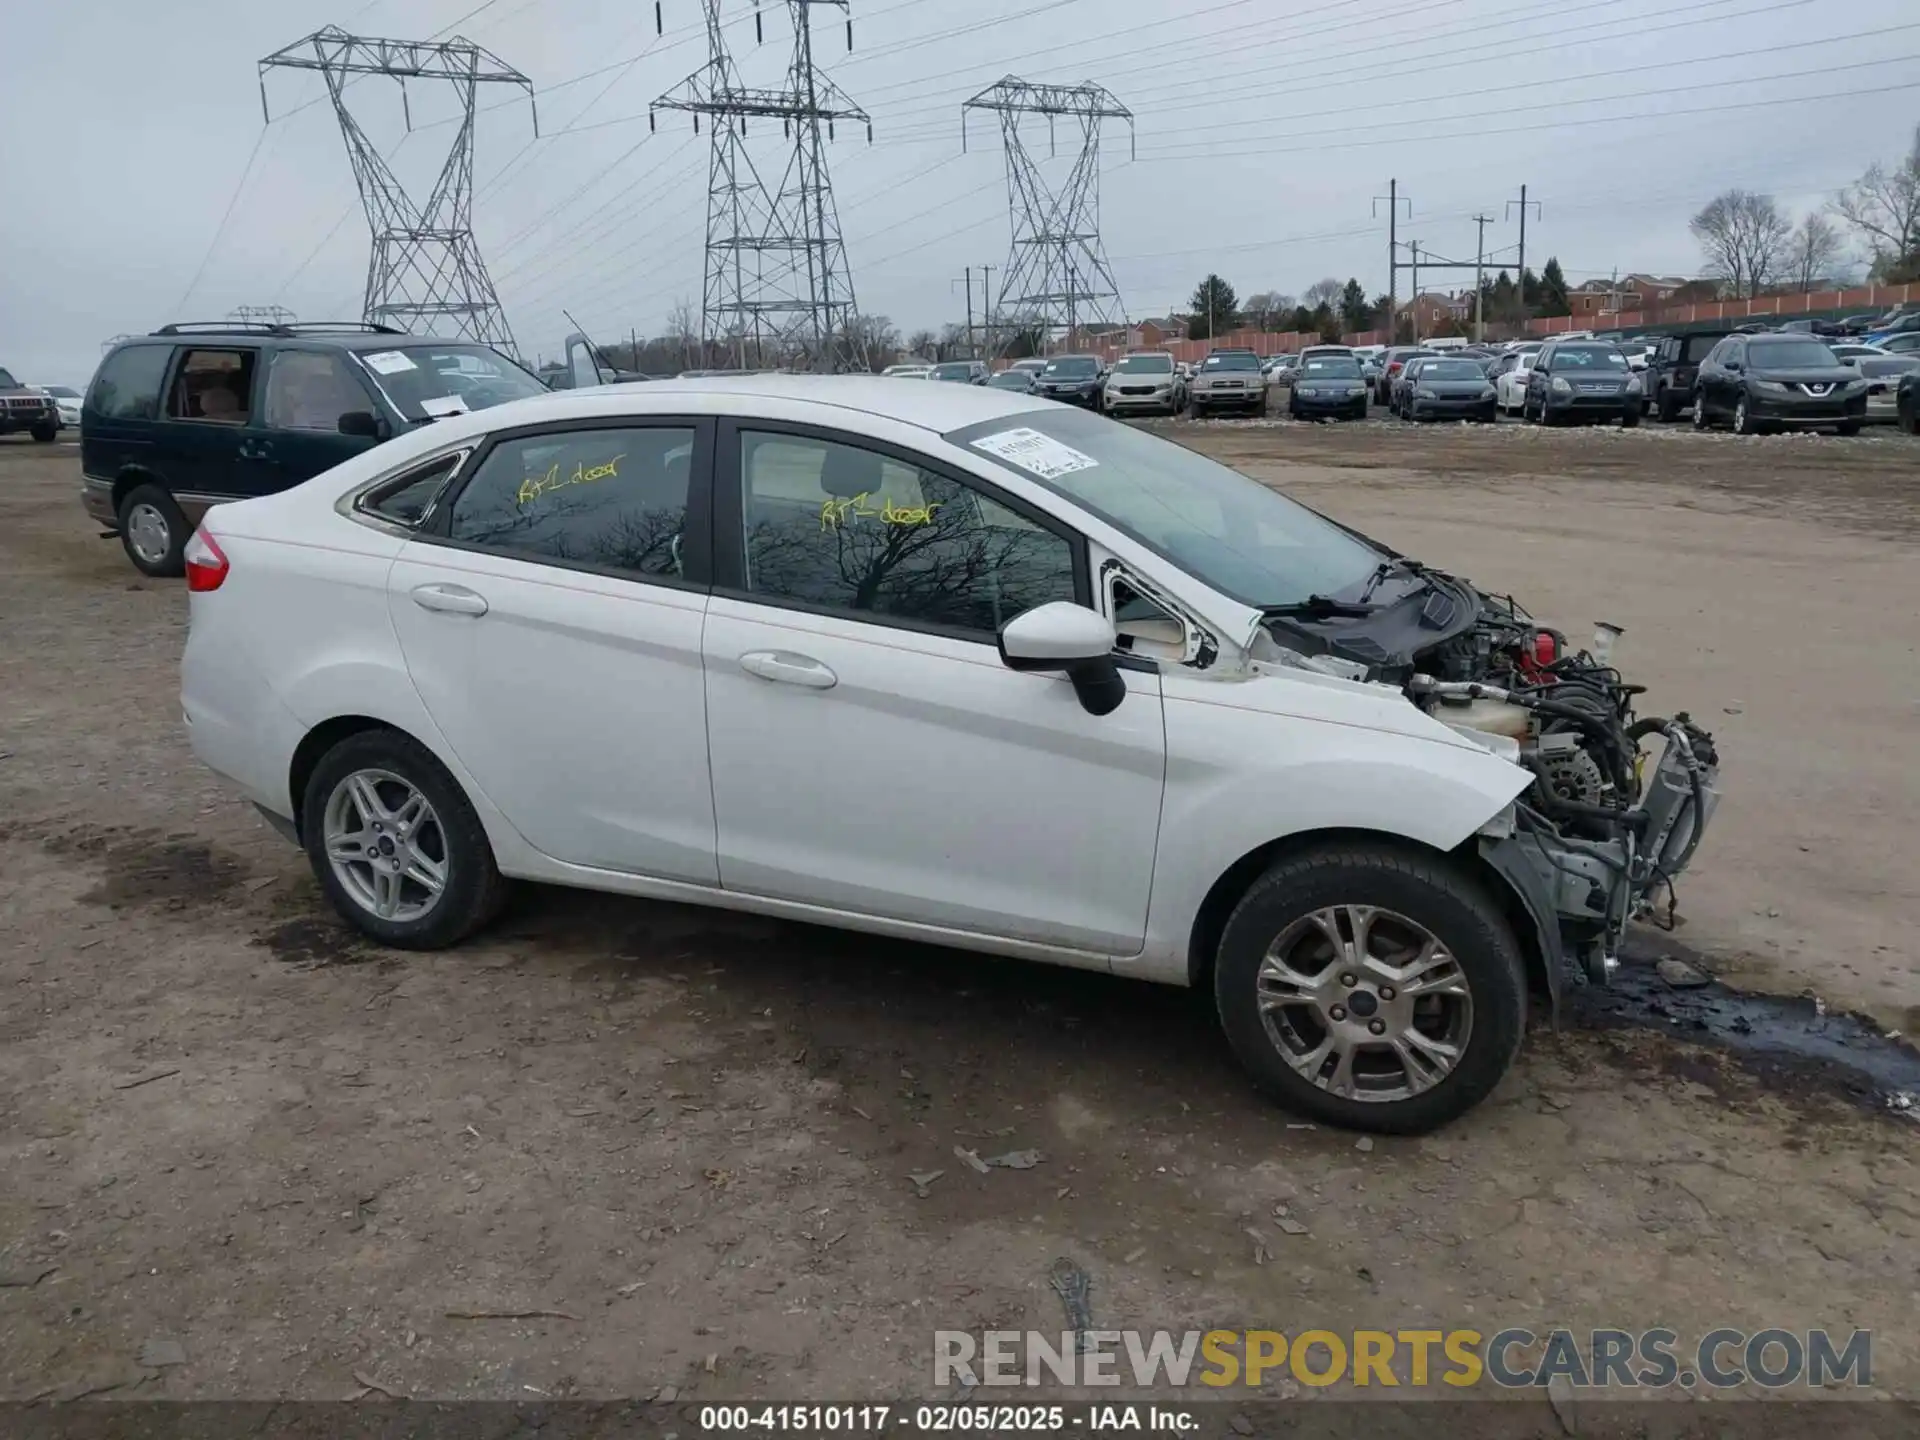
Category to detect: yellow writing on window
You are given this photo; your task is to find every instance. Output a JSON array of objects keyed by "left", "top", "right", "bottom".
[
  {"left": 518, "top": 453, "right": 625, "bottom": 506},
  {"left": 818, "top": 492, "right": 942, "bottom": 530}
]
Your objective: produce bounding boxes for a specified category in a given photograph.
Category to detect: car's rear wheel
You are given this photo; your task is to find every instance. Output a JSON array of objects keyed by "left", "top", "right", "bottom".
[
  {"left": 301, "top": 729, "right": 508, "bottom": 950},
  {"left": 1621, "top": 406, "right": 1641, "bottom": 428},
  {"left": 1899, "top": 404, "right": 1918, "bottom": 434},
  {"left": 1657, "top": 389, "right": 1678, "bottom": 422},
  {"left": 1836, "top": 419, "right": 1862, "bottom": 437},
  {"left": 30, "top": 422, "right": 57, "bottom": 443},
  {"left": 117, "top": 483, "right": 188, "bottom": 577},
  {"left": 1213, "top": 843, "right": 1527, "bottom": 1133}
]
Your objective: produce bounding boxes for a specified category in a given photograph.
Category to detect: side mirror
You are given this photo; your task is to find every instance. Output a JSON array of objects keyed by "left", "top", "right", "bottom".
[
  {"left": 338, "top": 410, "right": 389, "bottom": 440},
  {"left": 1724, "top": 360, "right": 1742, "bottom": 373},
  {"left": 998, "top": 602, "right": 1126, "bottom": 717}
]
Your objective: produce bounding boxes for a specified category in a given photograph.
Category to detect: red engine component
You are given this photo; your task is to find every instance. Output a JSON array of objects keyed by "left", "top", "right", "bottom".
[{"left": 1516, "top": 629, "right": 1559, "bottom": 683}]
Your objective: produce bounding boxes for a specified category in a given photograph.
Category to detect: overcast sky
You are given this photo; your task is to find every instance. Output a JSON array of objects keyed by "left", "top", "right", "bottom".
[{"left": 4, "top": 0, "right": 1917, "bottom": 381}]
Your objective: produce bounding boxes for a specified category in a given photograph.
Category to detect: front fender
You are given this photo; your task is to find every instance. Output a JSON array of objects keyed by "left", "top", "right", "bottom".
[{"left": 1134, "top": 690, "right": 1531, "bottom": 983}]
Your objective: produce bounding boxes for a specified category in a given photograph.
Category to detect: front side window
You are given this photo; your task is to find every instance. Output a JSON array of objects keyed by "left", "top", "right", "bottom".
[
  {"left": 264, "top": 350, "right": 374, "bottom": 432},
  {"left": 88, "top": 345, "right": 173, "bottom": 420},
  {"left": 168, "top": 348, "right": 257, "bottom": 423},
  {"left": 737, "top": 430, "right": 1076, "bottom": 637},
  {"left": 447, "top": 425, "right": 694, "bottom": 578}
]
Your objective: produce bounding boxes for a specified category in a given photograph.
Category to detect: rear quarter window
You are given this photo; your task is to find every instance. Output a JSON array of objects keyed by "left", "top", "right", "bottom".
[{"left": 89, "top": 345, "right": 174, "bottom": 420}]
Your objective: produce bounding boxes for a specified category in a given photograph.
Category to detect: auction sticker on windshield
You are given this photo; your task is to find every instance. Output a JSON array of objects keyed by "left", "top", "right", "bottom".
[
  {"left": 970, "top": 428, "right": 1099, "bottom": 480},
  {"left": 361, "top": 350, "right": 418, "bottom": 375}
]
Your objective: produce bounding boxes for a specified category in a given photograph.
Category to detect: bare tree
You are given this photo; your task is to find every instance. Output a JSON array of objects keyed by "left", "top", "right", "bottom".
[
  {"left": 905, "top": 329, "right": 938, "bottom": 362},
  {"left": 1242, "top": 291, "right": 1292, "bottom": 330},
  {"left": 1689, "top": 190, "right": 1791, "bottom": 299},
  {"left": 1301, "top": 276, "right": 1343, "bottom": 310},
  {"left": 665, "top": 297, "right": 699, "bottom": 371},
  {"left": 1787, "top": 213, "right": 1844, "bottom": 292},
  {"left": 1831, "top": 127, "right": 1920, "bottom": 281}
]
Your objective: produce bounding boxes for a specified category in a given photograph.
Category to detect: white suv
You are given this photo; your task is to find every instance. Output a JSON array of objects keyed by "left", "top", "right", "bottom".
[
  {"left": 1102, "top": 352, "right": 1181, "bottom": 415},
  {"left": 180, "top": 377, "right": 1720, "bottom": 1133}
]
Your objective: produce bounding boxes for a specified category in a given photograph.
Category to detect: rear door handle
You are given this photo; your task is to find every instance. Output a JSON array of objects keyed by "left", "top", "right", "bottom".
[
  {"left": 238, "top": 439, "right": 273, "bottom": 460},
  {"left": 411, "top": 582, "right": 489, "bottom": 616},
  {"left": 739, "top": 650, "right": 837, "bottom": 690}
]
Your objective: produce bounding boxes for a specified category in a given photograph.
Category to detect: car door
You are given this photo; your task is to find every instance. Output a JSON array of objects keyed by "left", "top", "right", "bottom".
[
  {"left": 156, "top": 345, "right": 263, "bottom": 500},
  {"left": 253, "top": 345, "right": 384, "bottom": 490},
  {"left": 385, "top": 415, "right": 721, "bottom": 883},
  {"left": 700, "top": 420, "right": 1166, "bottom": 956}
]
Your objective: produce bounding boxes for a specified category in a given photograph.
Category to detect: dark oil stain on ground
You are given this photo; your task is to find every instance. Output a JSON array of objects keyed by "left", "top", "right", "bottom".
[
  {"left": 3, "top": 820, "right": 250, "bottom": 914},
  {"left": 257, "top": 914, "right": 383, "bottom": 969},
  {"left": 1575, "top": 937, "right": 1920, "bottom": 1111}
]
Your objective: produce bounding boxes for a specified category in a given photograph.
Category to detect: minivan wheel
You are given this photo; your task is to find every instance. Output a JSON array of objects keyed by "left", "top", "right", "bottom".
[
  {"left": 302, "top": 729, "right": 508, "bottom": 950},
  {"left": 118, "top": 484, "right": 188, "bottom": 577},
  {"left": 1213, "top": 844, "right": 1527, "bottom": 1134}
]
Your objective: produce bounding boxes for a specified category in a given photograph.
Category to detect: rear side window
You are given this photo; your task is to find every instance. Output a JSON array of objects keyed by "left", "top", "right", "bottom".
[
  {"left": 362, "top": 452, "right": 466, "bottom": 527},
  {"left": 168, "top": 348, "right": 258, "bottom": 423},
  {"left": 89, "top": 345, "right": 174, "bottom": 420},
  {"left": 447, "top": 426, "right": 695, "bottom": 579},
  {"left": 1682, "top": 335, "right": 1721, "bottom": 363}
]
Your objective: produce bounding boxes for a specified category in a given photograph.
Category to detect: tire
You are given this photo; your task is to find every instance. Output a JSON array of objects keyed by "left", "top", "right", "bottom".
[
  {"left": 1899, "top": 404, "right": 1917, "bottom": 435},
  {"left": 301, "top": 728, "right": 508, "bottom": 950},
  {"left": 1656, "top": 389, "right": 1678, "bottom": 423},
  {"left": 30, "top": 422, "right": 58, "bottom": 443},
  {"left": 1836, "top": 419, "right": 1862, "bottom": 437},
  {"left": 1212, "top": 843, "right": 1528, "bottom": 1134},
  {"left": 117, "top": 483, "right": 188, "bottom": 578},
  {"left": 1693, "top": 391, "right": 1711, "bottom": 430},
  {"left": 1621, "top": 407, "right": 1641, "bottom": 429},
  {"left": 1733, "top": 395, "right": 1757, "bottom": 436}
]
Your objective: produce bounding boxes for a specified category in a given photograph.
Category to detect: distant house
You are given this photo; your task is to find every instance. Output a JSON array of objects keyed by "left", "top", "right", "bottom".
[
  {"left": 1065, "top": 322, "right": 1129, "bottom": 351},
  {"left": 1130, "top": 316, "right": 1187, "bottom": 348},
  {"left": 1401, "top": 292, "right": 1467, "bottom": 334},
  {"left": 1623, "top": 274, "right": 1690, "bottom": 306}
]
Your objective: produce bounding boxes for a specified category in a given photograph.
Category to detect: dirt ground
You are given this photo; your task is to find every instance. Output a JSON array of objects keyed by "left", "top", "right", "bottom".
[{"left": 2, "top": 419, "right": 1917, "bottom": 1416}]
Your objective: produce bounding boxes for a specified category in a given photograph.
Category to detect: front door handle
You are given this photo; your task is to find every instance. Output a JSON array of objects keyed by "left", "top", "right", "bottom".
[
  {"left": 739, "top": 650, "right": 837, "bottom": 690},
  {"left": 411, "top": 582, "right": 489, "bottom": 616}
]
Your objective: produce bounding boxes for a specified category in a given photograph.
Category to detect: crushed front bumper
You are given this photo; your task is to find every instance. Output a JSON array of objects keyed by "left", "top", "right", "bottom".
[{"left": 1482, "top": 721, "right": 1721, "bottom": 993}]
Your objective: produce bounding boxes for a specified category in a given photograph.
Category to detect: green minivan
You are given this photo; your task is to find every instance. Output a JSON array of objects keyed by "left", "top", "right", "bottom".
[{"left": 82, "top": 322, "right": 549, "bottom": 576}]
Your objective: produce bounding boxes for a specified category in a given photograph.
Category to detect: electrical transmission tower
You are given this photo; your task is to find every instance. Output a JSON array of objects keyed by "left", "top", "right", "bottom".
[
  {"left": 259, "top": 26, "right": 536, "bottom": 355},
  {"left": 653, "top": 2, "right": 870, "bottom": 371},
  {"left": 229, "top": 305, "right": 298, "bottom": 327},
  {"left": 963, "top": 78, "right": 1134, "bottom": 353}
]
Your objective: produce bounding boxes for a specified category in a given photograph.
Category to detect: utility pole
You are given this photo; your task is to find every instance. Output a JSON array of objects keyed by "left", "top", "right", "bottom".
[
  {"left": 1409, "top": 241, "right": 1421, "bottom": 343},
  {"left": 1373, "top": 179, "right": 1411, "bottom": 343},
  {"left": 952, "top": 269, "right": 977, "bottom": 356},
  {"left": 1472, "top": 213, "right": 1493, "bottom": 342},
  {"left": 980, "top": 263, "right": 996, "bottom": 356},
  {"left": 1507, "top": 183, "right": 1541, "bottom": 310}
]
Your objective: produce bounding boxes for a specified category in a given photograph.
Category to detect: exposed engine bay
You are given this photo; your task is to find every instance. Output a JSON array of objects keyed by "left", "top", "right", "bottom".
[
  {"left": 1252, "top": 567, "right": 1722, "bottom": 990},
  {"left": 1416, "top": 594, "right": 1721, "bottom": 986}
]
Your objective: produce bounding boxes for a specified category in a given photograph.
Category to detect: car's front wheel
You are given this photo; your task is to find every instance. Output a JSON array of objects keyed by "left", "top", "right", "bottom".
[
  {"left": 30, "top": 422, "right": 58, "bottom": 443},
  {"left": 302, "top": 728, "right": 508, "bottom": 950},
  {"left": 1213, "top": 843, "right": 1528, "bottom": 1133}
]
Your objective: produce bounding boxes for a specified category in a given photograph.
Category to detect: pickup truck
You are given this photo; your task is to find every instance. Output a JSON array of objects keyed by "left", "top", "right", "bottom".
[{"left": 0, "top": 364, "right": 61, "bottom": 441}]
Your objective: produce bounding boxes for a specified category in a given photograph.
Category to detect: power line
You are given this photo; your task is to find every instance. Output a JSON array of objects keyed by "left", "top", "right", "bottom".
[{"left": 173, "top": 126, "right": 271, "bottom": 314}]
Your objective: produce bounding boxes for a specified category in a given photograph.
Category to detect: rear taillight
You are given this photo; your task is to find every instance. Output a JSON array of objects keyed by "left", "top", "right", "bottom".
[{"left": 184, "top": 528, "right": 229, "bottom": 592}]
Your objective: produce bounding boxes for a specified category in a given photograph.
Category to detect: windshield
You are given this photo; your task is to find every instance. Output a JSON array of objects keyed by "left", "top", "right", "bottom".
[
  {"left": 932, "top": 362, "right": 976, "bottom": 380},
  {"left": 42, "top": 384, "right": 81, "bottom": 398},
  {"left": 1753, "top": 340, "right": 1841, "bottom": 368},
  {"left": 1426, "top": 360, "right": 1487, "bottom": 381},
  {"left": 1114, "top": 355, "right": 1173, "bottom": 374},
  {"left": 946, "top": 408, "right": 1383, "bottom": 608},
  {"left": 1042, "top": 357, "right": 1099, "bottom": 378},
  {"left": 1203, "top": 352, "right": 1259, "bottom": 371},
  {"left": 1300, "top": 354, "right": 1361, "bottom": 377},
  {"left": 1551, "top": 347, "right": 1627, "bottom": 370},
  {"left": 987, "top": 372, "right": 1031, "bottom": 388},
  {"left": 1859, "top": 356, "right": 1919, "bottom": 378},
  {"left": 0, "top": 369, "right": 17, "bottom": 389},
  {"left": 355, "top": 344, "right": 546, "bottom": 420}
]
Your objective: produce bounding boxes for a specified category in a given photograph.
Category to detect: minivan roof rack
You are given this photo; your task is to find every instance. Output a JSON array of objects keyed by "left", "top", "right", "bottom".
[{"left": 151, "top": 320, "right": 406, "bottom": 338}]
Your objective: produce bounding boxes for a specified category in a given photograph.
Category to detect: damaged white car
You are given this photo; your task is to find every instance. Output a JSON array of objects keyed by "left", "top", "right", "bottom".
[{"left": 180, "top": 377, "right": 1719, "bottom": 1133}]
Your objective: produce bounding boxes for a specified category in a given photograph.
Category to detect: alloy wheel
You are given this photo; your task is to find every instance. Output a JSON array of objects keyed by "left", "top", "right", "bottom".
[
  {"left": 322, "top": 769, "right": 449, "bottom": 923},
  {"left": 1254, "top": 904, "right": 1473, "bottom": 1103}
]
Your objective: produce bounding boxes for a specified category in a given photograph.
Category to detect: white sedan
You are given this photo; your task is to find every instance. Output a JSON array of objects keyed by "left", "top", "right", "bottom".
[
  {"left": 1489, "top": 350, "right": 1540, "bottom": 413},
  {"left": 180, "top": 377, "right": 1720, "bottom": 1132},
  {"left": 36, "top": 383, "right": 83, "bottom": 427}
]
